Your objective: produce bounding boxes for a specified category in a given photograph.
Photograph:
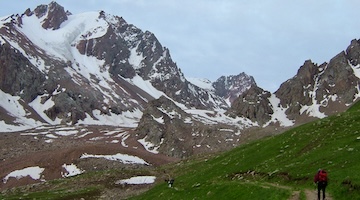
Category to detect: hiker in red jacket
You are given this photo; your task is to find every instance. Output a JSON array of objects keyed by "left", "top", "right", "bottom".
[{"left": 314, "top": 169, "right": 328, "bottom": 200}]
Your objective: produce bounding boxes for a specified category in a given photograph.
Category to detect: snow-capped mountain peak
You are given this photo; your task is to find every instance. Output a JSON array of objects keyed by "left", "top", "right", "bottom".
[{"left": 0, "top": 2, "right": 230, "bottom": 131}]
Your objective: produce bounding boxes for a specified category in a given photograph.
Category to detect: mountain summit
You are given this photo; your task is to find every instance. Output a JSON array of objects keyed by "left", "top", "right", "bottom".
[
  {"left": 32, "top": 1, "right": 69, "bottom": 30},
  {"left": 212, "top": 72, "right": 256, "bottom": 105},
  {"left": 0, "top": 2, "right": 229, "bottom": 130}
]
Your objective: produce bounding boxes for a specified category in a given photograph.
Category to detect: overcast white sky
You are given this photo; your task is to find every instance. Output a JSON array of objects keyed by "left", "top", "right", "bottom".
[{"left": 1, "top": 1, "right": 360, "bottom": 92}]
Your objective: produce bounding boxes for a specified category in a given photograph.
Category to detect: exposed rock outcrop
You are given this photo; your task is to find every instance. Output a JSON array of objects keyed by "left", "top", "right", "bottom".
[
  {"left": 136, "top": 96, "right": 193, "bottom": 158},
  {"left": 34, "top": 1, "right": 69, "bottom": 30},
  {"left": 213, "top": 72, "right": 256, "bottom": 105},
  {"left": 0, "top": 43, "right": 45, "bottom": 102},
  {"left": 275, "top": 47, "right": 360, "bottom": 120},
  {"left": 136, "top": 96, "right": 242, "bottom": 158},
  {"left": 227, "top": 85, "right": 272, "bottom": 125}
]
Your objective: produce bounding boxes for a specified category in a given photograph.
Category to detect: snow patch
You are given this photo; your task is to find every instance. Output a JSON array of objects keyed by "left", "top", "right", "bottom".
[
  {"left": 300, "top": 104, "right": 327, "bottom": 118},
  {"left": 20, "top": 11, "right": 108, "bottom": 61},
  {"left": 62, "top": 163, "right": 84, "bottom": 177},
  {"left": 158, "top": 107, "right": 181, "bottom": 119},
  {"left": 138, "top": 137, "right": 163, "bottom": 154},
  {"left": 351, "top": 64, "right": 360, "bottom": 79},
  {"left": 129, "top": 44, "right": 144, "bottom": 69},
  {"left": 127, "top": 75, "right": 165, "bottom": 99},
  {"left": 115, "top": 176, "right": 156, "bottom": 185},
  {"left": 152, "top": 115, "right": 164, "bottom": 124},
  {"left": 29, "top": 94, "right": 62, "bottom": 125},
  {"left": 80, "top": 153, "right": 149, "bottom": 165},
  {"left": 55, "top": 129, "right": 79, "bottom": 136},
  {"left": 77, "top": 108, "right": 142, "bottom": 127},
  {"left": 300, "top": 68, "right": 327, "bottom": 118},
  {"left": 350, "top": 63, "right": 360, "bottom": 101},
  {"left": 0, "top": 90, "right": 45, "bottom": 132},
  {"left": 187, "top": 77, "right": 214, "bottom": 91},
  {"left": 264, "top": 94, "right": 294, "bottom": 127},
  {"left": 3, "top": 166, "right": 45, "bottom": 183}
]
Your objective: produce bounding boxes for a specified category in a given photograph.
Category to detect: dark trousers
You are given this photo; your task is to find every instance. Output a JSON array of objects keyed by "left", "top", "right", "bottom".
[{"left": 317, "top": 181, "right": 327, "bottom": 200}]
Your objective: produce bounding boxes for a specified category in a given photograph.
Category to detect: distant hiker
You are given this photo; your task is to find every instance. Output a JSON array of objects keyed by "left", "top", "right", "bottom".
[
  {"left": 165, "top": 178, "right": 175, "bottom": 187},
  {"left": 314, "top": 169, "right": 328, "bottom": 200},
  {"left": 164, "top": 171, "right": 175, "bottom": 188}
]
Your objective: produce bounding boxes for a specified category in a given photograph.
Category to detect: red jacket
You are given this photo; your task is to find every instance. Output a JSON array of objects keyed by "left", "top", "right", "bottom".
[{"left": 314, "top": 170, "right": 327, "bottom": 183}]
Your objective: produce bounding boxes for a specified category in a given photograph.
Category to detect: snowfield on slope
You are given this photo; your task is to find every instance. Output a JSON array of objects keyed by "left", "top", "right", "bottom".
[
  {"left": 115, "top": 176, "right": 156, "bottom": 185},
  {"left": 80, "top": 153, "right": 149, "bottom": 165},
  {"left": 3, "top": 166, "right": 45, "bottom": 183}
]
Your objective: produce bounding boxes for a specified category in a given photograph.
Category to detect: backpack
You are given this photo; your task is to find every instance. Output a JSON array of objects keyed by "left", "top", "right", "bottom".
[{"left": 318, "top": 170, "right": 327, "bottom": 182}]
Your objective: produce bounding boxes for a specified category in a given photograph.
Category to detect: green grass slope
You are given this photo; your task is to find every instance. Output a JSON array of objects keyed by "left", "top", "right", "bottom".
[{"left": 130, "top": 102, "right": 360, "bottom": 200}]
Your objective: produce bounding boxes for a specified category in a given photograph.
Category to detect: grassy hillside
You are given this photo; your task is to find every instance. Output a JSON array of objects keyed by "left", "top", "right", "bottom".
[{"left": 130, "top": 102, "right": 360, "bottom": 200}]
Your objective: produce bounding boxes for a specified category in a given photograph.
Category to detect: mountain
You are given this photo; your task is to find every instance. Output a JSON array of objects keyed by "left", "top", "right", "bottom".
[
  {"left": 0, "top": 2, "right": 261, "bottom": 162},
  {"left": 212, "top": 72, "right": 256, "bottom": 105},
  {"left": 227, "top": 41, "right": 360, "bottom": 126},
  {"left": 275, "top": 43, "right": 360, "bottom": 122},
  {"left": 1, "top": 1, "right": 360, "bottom": 155},
  {"left": 188, "top": 73, "right": 256, "bottom": 106},
  {"left": 227, "top": 85, "right": 273, "bottom": 125},
  {"left": 0, "top": 2, "right": 258, "bottom": 189},
  {"left": 0, "top": 1, "right": 228, "bottom": 131},
  {"left": 1, "top": 1, "right": 360, "bottom": 191},
  {"left": 135, "top": 95, "right": 252, "bottom": 158}
]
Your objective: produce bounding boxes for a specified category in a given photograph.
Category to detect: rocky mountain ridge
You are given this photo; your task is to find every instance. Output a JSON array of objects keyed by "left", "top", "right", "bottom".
[
  {"left": 1, "top": 2, "right": 360, "bottom": 190},
  {"left": 0, "top": 2, "right": 230, "bottom": 129},
  {"left": 212, "top": 72, "right": 256, "bottom": 105},
  {"left": 227, "top": 47, "right": 360, "bottom": 126}
]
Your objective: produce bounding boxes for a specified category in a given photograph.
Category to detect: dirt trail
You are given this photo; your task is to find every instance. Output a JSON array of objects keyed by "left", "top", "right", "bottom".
[
  {"left": 288, "top": 190, "right": 300, "bottom": 200},
  {"left": 288, "top": 189, "right": 333, "bottom": 200},
  {"left": 304, "top": 189, "right": 333, "bottom": 200},
  {"left": 263, "top": 183, "right": 333, "bottom": 200},
  {"left": 262, "top": 183, "right": 329, "bottom": 200},
  {"left": 264, "top": 182, "right": 333, "bottom": 200}
]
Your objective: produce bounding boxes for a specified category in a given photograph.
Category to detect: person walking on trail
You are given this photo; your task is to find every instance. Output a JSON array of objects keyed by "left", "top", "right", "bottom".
[{"left": 314, "top": 169, "right": 328, "bottom": 200}]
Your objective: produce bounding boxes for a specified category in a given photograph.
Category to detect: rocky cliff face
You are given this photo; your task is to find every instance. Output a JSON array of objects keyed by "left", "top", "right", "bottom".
[
  {"left": 226, "top": 85, "right": 273, "bottom": 125},
  {"left": 34, "top": 1, "right": 69, "bottom": 30},
  {"left": 225, "top": 39, "right": 360, "bottom": 127},
  {"left": 0, "top": 43, "right": 46, "bottom": 102},
  {"left": 135, "top": 96, "right": 194, "bottom": 158},
  {"left": 135, "top": 96, "right": 244, "bottom": 158},
  {"left": 275, "top": 41, "right": 360, "bottom": 121},
  {"left": 212, "top": 72, "right": 256, "bottom": 105}
]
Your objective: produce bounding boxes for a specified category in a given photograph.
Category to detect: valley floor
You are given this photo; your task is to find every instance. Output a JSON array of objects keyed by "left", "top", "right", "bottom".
[{"left": 0, "top": 125, "right": 178, "bottom": 192}]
